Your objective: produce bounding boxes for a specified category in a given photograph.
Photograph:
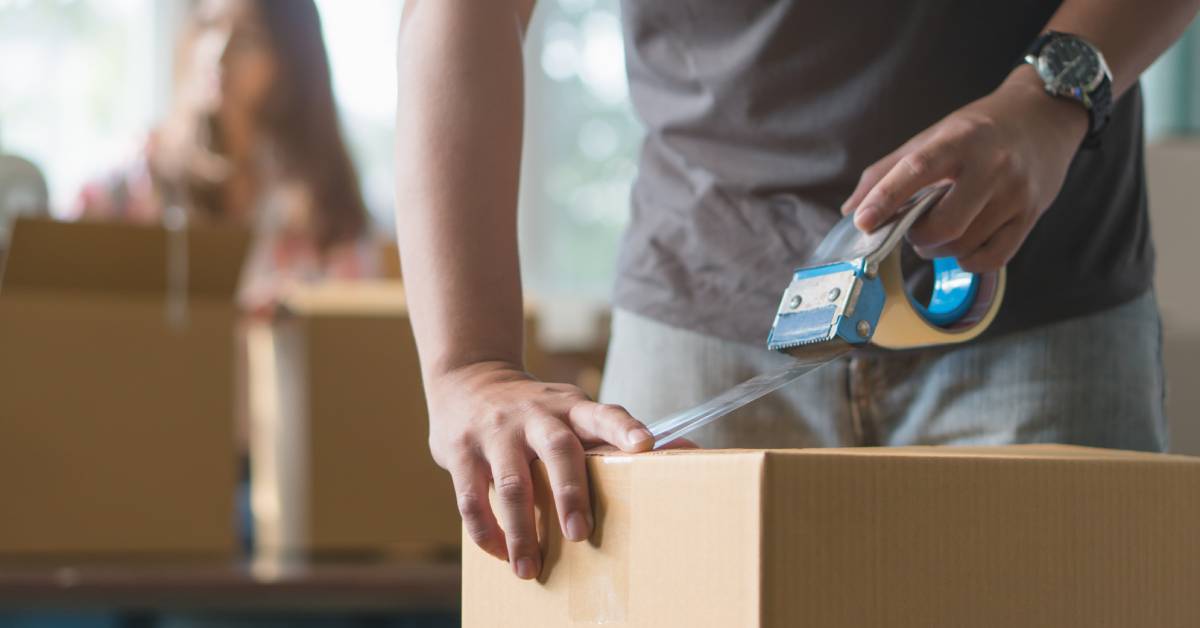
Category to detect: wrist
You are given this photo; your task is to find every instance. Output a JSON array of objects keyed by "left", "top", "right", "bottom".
[
  {"left": 421, "top": 326, "right": 527, "bottom": 383},
  {"left": 432, "top": 358, "right": 529, "bottom": 393},
  {"left": 1001, "top": 64, "right": 1089, "bottom": 146}
]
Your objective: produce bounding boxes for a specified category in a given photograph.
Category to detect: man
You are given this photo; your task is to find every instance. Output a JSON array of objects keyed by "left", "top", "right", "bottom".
[{"left": 395, "top": 1, "right": 1198, "bottom": 580}]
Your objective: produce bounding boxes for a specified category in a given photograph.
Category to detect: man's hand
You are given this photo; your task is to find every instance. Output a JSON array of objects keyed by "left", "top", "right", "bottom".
[
  {"left": 427, "top": 361, "right": 654, "bottom": 580},
  {"left": 841, "top": 66, "right": 1088, "bottom": 273}
]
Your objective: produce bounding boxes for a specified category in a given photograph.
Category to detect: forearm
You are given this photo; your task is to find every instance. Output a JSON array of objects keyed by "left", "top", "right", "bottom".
[
  {"left": 992, "top": 1, "right": 1199, "bottom": 163},
  {"left": 395, "top": 0, "right": 535, "bottom": 381},
  {"left": 1045, "top": 0, "right": 1200, "bottom": 96}
]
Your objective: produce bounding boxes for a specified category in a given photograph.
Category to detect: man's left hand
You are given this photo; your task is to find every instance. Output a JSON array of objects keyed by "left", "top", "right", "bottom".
[{"left": 841, "top": 66, "right": 1088, "bottom": 273}]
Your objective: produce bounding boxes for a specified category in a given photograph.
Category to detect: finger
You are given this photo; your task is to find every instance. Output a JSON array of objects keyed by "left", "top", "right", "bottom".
[
  {"left": 912, "top": 188, "right": 1012, "bottom": 259},
  {"left": 906, "top": 172, "right": 993, "bottom": 253},
  {"left": 485, "top": 446, "right": 541, "bottom": 580},
  {"left": 854, "top": 144, "right": 957, "bottom": 232},
  {"left": 567, "top": 401, "right": 653, "bottom": 452},
  {"left": 448, "top": 456, "right": 507, "bottom": 560},
  {"left": 957, "top": 216, "right": 1030, "bottom": 273},
  {"left": 526, "top": 418, "right": 592, "bottom": 543}
]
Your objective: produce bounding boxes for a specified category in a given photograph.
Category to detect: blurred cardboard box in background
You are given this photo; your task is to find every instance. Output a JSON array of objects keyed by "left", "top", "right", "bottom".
[
  {"left": 249, "top": 281, "right": 544, "bottom": 560},
  {"left": 465, "top": 445, "right": 1200, "bottom": 628},
  {"left": 0, "top": 218, "right": 248, "bottom": 558},
  {"left": 1147, "top": 138, "right": 1200, "bottom": 456}
]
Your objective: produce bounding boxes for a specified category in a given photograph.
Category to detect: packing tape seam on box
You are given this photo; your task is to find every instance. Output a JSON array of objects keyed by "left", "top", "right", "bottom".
[{"left": 567, "top": 456, "right": 631, "bottom": 623}]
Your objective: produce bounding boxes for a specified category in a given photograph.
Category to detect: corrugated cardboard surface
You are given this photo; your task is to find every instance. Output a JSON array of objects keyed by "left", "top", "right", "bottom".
[
  {"left": 0, "top": 218, "right": 247, "bottom": 557},
  {"left": 303, "top": 309, "right": 461, "bottom": 554},
  {"left": 463, "top": 446, "right": 1200, "bottom": 628},
  {"left": 762, "top": 447, "right": 1200, "bottom": 627},
  {"left": 251, "top": 282, "right": 462, "bottom": 558},
  {"left": 464, "top": 452, "right": 764, "bottom": 627}
]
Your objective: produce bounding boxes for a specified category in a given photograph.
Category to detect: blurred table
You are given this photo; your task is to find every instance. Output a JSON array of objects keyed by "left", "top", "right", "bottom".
[{"left": 0, "top": 559, "right": 460, "bottom": 612}]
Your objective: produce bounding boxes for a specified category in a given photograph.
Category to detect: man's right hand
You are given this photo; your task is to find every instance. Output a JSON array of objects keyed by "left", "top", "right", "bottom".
[{"left": 427, "top": 360, "right": 654, "bottom": 580}]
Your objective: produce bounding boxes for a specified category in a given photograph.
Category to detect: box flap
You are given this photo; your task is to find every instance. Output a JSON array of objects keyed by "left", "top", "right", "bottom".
[{"left": 0, "top": 217, "right": 250, "bottom": 300}]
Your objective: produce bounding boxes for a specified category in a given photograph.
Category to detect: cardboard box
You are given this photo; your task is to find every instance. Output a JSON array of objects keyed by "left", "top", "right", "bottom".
[
  {"left": 1147, "top": 138, "right": 1200, "bottom": 455},
  {"left": 249, "top": 281, "right": 545, "bottom": 559},
  {"left": 464, "top": 446, "right": 1200, "bottom": 628},
  {"left": 0, "top": 218, "right": 248, "bottom": 558}
]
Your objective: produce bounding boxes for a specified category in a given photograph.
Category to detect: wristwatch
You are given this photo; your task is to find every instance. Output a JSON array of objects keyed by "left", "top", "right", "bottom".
[{"left": 1022, "top": 31, "right": 1113, "bottom": 148}]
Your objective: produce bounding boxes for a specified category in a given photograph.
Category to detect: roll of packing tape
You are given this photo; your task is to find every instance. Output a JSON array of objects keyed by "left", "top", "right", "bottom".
[{"left": 869, "top": 251, "right": 1006, "bottom": 350}]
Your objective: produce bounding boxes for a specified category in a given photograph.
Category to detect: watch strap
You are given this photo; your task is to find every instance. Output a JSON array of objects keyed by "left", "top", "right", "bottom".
[
  {"left": 1082, "top": 74, "right": 1112, "bottom": 148},
  {"left": 1025, "top": 31, "right": 1056, "bottom": 58}
]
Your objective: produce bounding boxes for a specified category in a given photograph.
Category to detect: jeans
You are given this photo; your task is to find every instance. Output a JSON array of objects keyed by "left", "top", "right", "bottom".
[{"left": 599, "top": 291, "right": 1167, "bottom": 452}]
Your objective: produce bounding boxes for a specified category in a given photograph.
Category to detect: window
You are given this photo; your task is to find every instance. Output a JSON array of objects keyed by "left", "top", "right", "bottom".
[
  {"left": 319, "top": 0, "right": 642, "bottom": 300},
  {"left": 313, "top": 0, "right": 402, "bottom": 233},
  {"left": 0, "top": 0, "right": 183, "bottom": 217},
  {"left": 1143, "top": 18, "right": 1200, "bottom": 139},
  {"left": 520, "top": 0, "right": 641, "bottom": 301}
]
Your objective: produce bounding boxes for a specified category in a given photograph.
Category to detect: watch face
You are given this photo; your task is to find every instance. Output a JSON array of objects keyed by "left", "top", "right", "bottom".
[{"left": 1038, "top": 36, "right": 1105, "bottom": 92}]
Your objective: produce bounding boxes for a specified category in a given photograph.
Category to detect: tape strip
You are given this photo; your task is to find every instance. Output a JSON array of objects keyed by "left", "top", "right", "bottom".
[
  {"left": 568, "top": 456, "right": 631, "bottom": 623},
  {"left": 870, "top": 251, "right": 1006, "bottom": 349}
]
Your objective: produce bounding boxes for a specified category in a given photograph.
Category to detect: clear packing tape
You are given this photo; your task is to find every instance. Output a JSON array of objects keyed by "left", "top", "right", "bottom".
[{"left": 647, "top": 342, "right": 853, "bottom": 449}]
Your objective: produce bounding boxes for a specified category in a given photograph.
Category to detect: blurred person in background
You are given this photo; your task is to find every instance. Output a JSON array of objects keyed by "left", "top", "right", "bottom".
[{"left": 76, "top": 0, "right": 376, "bottom": 313}]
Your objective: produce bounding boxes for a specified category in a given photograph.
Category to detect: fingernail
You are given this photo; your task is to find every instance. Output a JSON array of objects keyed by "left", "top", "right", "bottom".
[
  {"left": 855, "top": 205, "right": 879, "bottom": 230},
  {"left": 625, "top": 427, "right": 653, "bottom": 448},
  {"left": 515, "top": 557, "right": 537, "bottom": 579},
  {"left": 565, "top": 511, "right": 591, "bottom": 542}
]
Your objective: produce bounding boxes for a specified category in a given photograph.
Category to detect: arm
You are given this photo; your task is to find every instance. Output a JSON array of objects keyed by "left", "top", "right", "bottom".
[
  {"left": 842, "top": 1, "right": 1200, "bottom": 271},
  {"left": 395, "top": 0, "right": 654, "bottom": 580}
]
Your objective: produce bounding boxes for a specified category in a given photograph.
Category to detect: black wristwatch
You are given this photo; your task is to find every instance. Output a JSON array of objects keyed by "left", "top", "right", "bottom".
[{"left": 1022, "top": 31, "right": 1113, "bottom": 148}]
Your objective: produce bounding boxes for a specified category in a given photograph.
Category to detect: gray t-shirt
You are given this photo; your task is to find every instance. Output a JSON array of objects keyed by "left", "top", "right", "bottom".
[{"left": 613, "top": 0, "right": 1153, "bottom": 345}]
